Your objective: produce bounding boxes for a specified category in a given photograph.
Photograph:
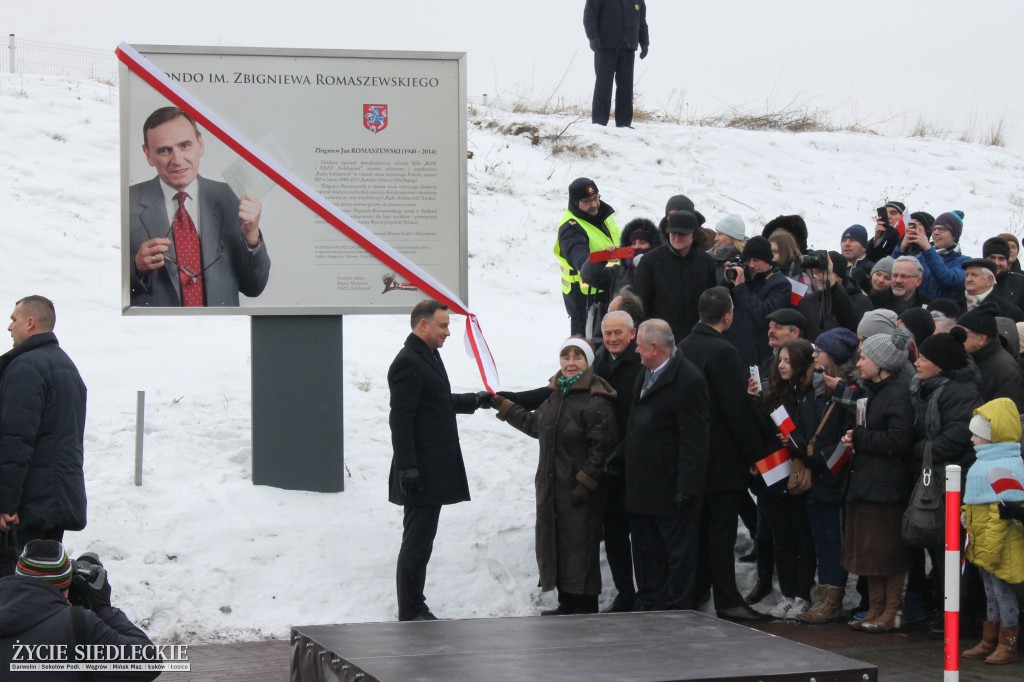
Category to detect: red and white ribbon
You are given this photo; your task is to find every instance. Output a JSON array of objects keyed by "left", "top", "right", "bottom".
[{"left": 115, "top": 43, "right": 500, "bottom": 392}]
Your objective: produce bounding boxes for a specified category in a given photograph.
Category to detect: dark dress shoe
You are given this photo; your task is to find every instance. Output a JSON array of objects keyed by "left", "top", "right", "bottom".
[
  {"left": 738, "top": 549, "right": 757, "bottom": 563},
  {"left": 600, "top": 594, "right": 635, "bottom": 614},
  {"left": 744, "top": 580, "right": 772, "bottom": 605},
  {"left": 540, "top": 604, "right": 574, "bottom": 616},
  {"left": 411, "top": 610, "right": 438, "bottom": 621},
  {"left": 717, "top": 605, "right": 772, "bottom": 622}
]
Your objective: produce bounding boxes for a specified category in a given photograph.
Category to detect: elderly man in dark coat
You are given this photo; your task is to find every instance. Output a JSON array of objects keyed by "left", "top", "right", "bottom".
[
  {"left": 679, "top": 288, "right": 770, "bottom": 622},
  {"left": 388, "top": 300, "right": 489, "bottom": 621},
  {"left": 0, "top": 296, "right": 87, "bottom": 552},
  {"left": 957, "top": 301, "right": 1024, "bottom": 412},
  {"left": 625, "top": 319, "right": 710, "bottom": 611}
]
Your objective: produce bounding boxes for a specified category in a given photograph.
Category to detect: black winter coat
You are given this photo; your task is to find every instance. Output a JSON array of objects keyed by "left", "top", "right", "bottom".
[
  {"left": 970, "top": 338, "right": 1024, "bottom": 412},
  {"left": 0, "top": 333, "right": 87, "bottom": 532},
  {"left": 798, "top": 281, "right": 873, "bottom": 341},
  {"left": 724, "top": 267, "right": 792, "bottom": 368},
  {"left": 388, "top": 334, "right": 479, "bottom": 506},
  {"left": 678, "top": 324, "right": 762, "bottom": 491},
  {"left": 994, "top": 271, "right": 1024, "bottom": 314},
  {"left": 869, "top": 288, "right": 930, "bottom": 315},
  {"left": 624, "top": 353, "right": 710, "bottom": 516},
  {"left": 0, "top": 576, "right": 159, "bottom": 681},
  {"left": 633, "top": 244, "right": 717, "bottom": 341},
  {"left": 910, "top": 367, "right": 983, "bottom": 470},
  {"left": 592, "top": 340, "right": 643, "bottom": 469},
  {"left": 784, "top": 378, "right": 855, "bottom": 505},
  {"left": 583, "top": 0, "right": 649, "bottom": 50},
  {"left": 847, "top": 375, "right": 915, "bottom": 505}
]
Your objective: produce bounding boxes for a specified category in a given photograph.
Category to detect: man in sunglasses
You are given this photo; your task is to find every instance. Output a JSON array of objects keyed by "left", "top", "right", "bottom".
[{"left": 128, "top": 106, "right": 271, "bottom": 307}]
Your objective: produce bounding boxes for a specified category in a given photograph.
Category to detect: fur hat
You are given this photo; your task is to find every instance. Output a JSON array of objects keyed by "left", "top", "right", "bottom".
[
  {"left": 16, "top": 540, "right": 73, "bottom": 590},
  {"left": 933, "top": 210, "right": 965, "bottom": 242},
  {"left": 899, "top": 307, "right": 936, "bottom": 344},
  {"left": 983, "top": 237, "right": 1011, "bottom": 260},
  {"left": 857, "top": 309, "right": 898, "bottom": 338},
  {"left": 742, "top": 236, "right": 774, "bottom": 264},
  {"left": 621, "top": 217, "right": 661, "bottom": 248},
  {"left": 762, "top": 215, "right": 808, "bottom": 254},
  {"left": 840, "top": 224, "right": 869, "bottom": 251},
  {"left": 568, "top": 177, "right": 599, "bottom": 204},
  {"left": 861, "top": 328, "right": 912, "bottom": 372},
  {"left": 814, "top": 327, "right": 859, "bottom": 365},
  {"left": 715, "top": 214, "right": 746, "bottom": 241},
  {"left": 957, "top": 300, "right": 1000, "bottom": 338},
  {"left": 918, "top": 328, "right": 969, "bottom": 372}
]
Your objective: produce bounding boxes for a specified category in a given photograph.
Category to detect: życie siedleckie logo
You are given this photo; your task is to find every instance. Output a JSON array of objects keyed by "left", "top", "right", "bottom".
[
  {"left": 364, "top": 104, "right": 388, "bottom": 134},
  {"left": 382, "top": 272, "right": 418, "bottom": 294}
]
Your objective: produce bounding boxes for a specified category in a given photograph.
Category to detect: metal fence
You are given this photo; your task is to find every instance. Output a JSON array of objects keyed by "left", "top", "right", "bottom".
[{"left": 0, "top": 34, "right": 117, "bottom": 82}]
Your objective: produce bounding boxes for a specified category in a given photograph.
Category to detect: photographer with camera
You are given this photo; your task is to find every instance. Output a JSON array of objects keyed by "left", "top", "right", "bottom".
[
  {"left": 722, "top": 236, "right": 792, "bottom": 367},
  {"left": 0, "top": 540, "right": 161, "bottom": 680},
  {"left": 797, "top": 250, "right": 873, "bottom": 341}
]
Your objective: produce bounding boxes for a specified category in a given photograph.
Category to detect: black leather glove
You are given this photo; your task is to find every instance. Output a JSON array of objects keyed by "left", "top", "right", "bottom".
[
  {"left": 639, "top": 45, "right": 649, "bottom": 59},
  {"left": 674, "top": 491, "right": 697, "bottom": 511},
  {"left": 999, "top": 502, "right": 1024, "bottom": 522},
  {"left": 399, "top": 467, "right": 420, "bottom": 498},
  {"left": 589, "top": 39, "right": 600, "bottom": 51},
  {"left": 75, "top": 553, "right": 111, "bottom": 611},
  {"left": 475, "top": 391, "right": 494, "bottom": 409}
]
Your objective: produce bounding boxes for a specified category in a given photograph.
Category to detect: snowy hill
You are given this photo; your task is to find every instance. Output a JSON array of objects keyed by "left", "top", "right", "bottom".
[{"left": 1, "top": 73, "right": 1023, "bottom": 643}]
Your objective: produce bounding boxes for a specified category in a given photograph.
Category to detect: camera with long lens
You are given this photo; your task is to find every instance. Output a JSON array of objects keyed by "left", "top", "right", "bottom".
[
  {"left": 799, "top": 250, "right": 830, "bottom": 272},
  {"left": 724, "top": 256, "right": 748, "bottom": 282},
  {"left": 67, "top": 552, "right": 105, "bottom": 609}
]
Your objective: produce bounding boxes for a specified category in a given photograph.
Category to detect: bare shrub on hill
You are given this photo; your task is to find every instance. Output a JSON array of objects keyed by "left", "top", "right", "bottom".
[
  {"left": 698, "top": 103, "right": 836, "bottom": 133},
  {"left": 986, "top": 116, "right": 1008, "bottom": 147}
]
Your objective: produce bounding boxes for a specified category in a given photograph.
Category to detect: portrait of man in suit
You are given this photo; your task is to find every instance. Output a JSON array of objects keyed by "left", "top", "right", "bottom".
[{"left": 128, "top": 106, "right": 271, "bottom": 307}]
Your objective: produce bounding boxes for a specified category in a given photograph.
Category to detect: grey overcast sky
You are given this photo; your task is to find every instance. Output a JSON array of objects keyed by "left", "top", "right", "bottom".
[{"left": 6, "top": 1, "right": 1023, "bottom": 143}]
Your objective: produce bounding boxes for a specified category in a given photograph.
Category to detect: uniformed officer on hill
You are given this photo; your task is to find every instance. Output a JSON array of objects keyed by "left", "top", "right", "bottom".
[{"left": 554, "top": 177, "right": 620, "bottom": 336}]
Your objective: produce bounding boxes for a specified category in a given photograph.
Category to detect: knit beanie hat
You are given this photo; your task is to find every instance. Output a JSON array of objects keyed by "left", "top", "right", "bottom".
[
  {"left": 917, "top": 327, "right": 969, "bottom": 372},
  {"left": 762, "top": 215, "right": 809, "bottom": 254},
  {"left": 899, "top": 307, "right": 936, "bottom": 343},
  {"left": 871, "top": 256, "right": 895, "bottom": 276},
  {"left": 857, "top": 309, "right": 898, "bottom": 338},
  {"left": 16, "top": 540, "right": 73, "bottom": 590},
  {"left": 911, "top": 211, "right": 935, "bottom": 234},
  {"left": 969, "top": 413, "right": 992, "bottom": 442},
  {"left": 742, "top": 236, "right": 774, "bottom": 264},
  {"left": 932, "top": 210, "right": 965, "bottom": 242},
  {"left": 814, "top": 327, "right": 859, "bottom": 365},
  {"left": 884, "top": 201, "right": 907, "bottom": 215},
  {"left": 665, "top": 194, "right": 695, "bottom": 215},
  {"left": 957, "top": 300, "right": 1000, "bottom": 338},
  {"left": 715, "top": 214, "right": 746, "bottom": 240},
  {"left": 861, "top": 328, "right": 912, "bottom": 372},
  {"left": 568, "top": 177, "right": 599, "bottom": 204},
  {"left": 840, "top": 224, "right": 869, "bottom": 250},
  {"left": 983, "top": 237, "right": 1011, "bottom": 260}
]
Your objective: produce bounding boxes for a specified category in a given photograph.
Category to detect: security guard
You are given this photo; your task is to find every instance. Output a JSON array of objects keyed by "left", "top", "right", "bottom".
[{"left": 554, "top": 177, "right": 620, "bottom": 336}]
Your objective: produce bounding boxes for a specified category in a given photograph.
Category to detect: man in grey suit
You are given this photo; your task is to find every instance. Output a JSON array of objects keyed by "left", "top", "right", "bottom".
[{"left": 129, "top": 107, "right": 270, "bottom": 307}]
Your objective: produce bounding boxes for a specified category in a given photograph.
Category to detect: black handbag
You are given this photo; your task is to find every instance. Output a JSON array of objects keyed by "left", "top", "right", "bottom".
[
  {"left": 0, "top": 528, "right": 18, "bottom": 577},
  {"left": 901, "top": 443, "right": 945, "bottom": 548}
]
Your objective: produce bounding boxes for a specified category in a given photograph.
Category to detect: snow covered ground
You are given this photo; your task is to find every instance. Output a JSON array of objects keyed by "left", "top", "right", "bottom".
[{"left": 1, "top": 73, "right": 1023, "bottom": 643}]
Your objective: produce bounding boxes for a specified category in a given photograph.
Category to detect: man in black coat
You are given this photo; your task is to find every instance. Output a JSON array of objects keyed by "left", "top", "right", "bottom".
[
  {"left": 592, "top": 310, "right": 644, "bottom": 612},
  {"left": 625, "top": 319, "right": 710, "bottom": 611},
  {"left": 957, "top": 301, "right": 1024, "bottom": 412},
  {"left": 0, "top": 541, "right": 161, "bottom": 680},
  {"left": 0, "top": 296, "right": 87, "bottom": 552},
  {"left": 679, "top": 288, "right": 769, "bottom": 622},
  {"left": 723, "top": 236, "right": 792, "bottom": 368},
  {"left": 388, "top": 300, "right": 488, "bottom": 621},
  {"left": 633, "top": 210, "right": 717, "bottom": 342},
  {"left": 583, "top": 0, "right": 649, "bottom": 128},
  {"left": 983, "top": 237, "right": 1024, "bottom": 315},
  {"left": 798, "top": 251, "right": 873, "bottom": 340},
  {"left": 871, "top": 255, "right": 931, "bottom": 314}
]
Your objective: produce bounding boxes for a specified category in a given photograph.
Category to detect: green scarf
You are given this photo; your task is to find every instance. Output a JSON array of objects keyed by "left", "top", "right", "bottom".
[{"left": 557, "top": 372, "right": 585, "bottom": 395}]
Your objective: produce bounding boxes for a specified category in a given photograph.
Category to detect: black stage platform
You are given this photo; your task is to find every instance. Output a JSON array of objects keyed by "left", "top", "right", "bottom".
[{"left": 291, "top": 611, "right": 878, "bottom": 681}]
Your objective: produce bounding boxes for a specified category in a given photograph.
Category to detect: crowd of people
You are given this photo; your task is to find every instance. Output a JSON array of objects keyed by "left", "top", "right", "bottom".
[{"left": 499, "top": 181, "right": 1024, "bottom": 660}]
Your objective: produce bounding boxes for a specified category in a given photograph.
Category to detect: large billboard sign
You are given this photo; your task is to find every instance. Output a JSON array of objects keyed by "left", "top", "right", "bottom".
[{"left": 119, "top": 45, "right": 468, "bottom": 315}]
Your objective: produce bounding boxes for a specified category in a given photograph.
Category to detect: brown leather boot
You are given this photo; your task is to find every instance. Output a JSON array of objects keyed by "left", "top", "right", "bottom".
[
  {"left": 849, "top": 576, "right": 885, "bottom": 631},
  {"left": 860, "top": 572, "right": 905, "bottom": 633},
  {"left": 962, "top": 621, "right": 1000, "bottom": 659},
  {"left": 799, "top": 585, "right": 845, "bottom": 624},
  {"left": 985, "top": 625, "right": 1018, "bottom": 665}
]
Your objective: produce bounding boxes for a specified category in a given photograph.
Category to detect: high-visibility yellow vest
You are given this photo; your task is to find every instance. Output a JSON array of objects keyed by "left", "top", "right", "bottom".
[{"left": 553, "top": 209, "right": 620, "bottom": 295}]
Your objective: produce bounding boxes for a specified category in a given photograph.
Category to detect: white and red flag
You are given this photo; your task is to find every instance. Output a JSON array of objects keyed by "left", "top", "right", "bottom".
[
  {"left": 893, "top": 206, "right": 911, "bottom": 239},
  {"left": 756, "top": 448, "right": 792, "bottom": 487},
  {"left": 787, "top": 277, "right": 809, "bottom": 306},
  {"left": 825, "top": 442, "right": 851, "bottom": 476},
  {"left": 985, "top": 467, "right": 1024, "bottom": 496},
  {"left": 770, "top": 405, "right": 796, "bottom": 438}
]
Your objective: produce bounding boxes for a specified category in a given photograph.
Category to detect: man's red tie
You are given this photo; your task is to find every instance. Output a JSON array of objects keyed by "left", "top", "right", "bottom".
[{"left": 173, "top": 191, "right": 205, "bottom": 307}]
